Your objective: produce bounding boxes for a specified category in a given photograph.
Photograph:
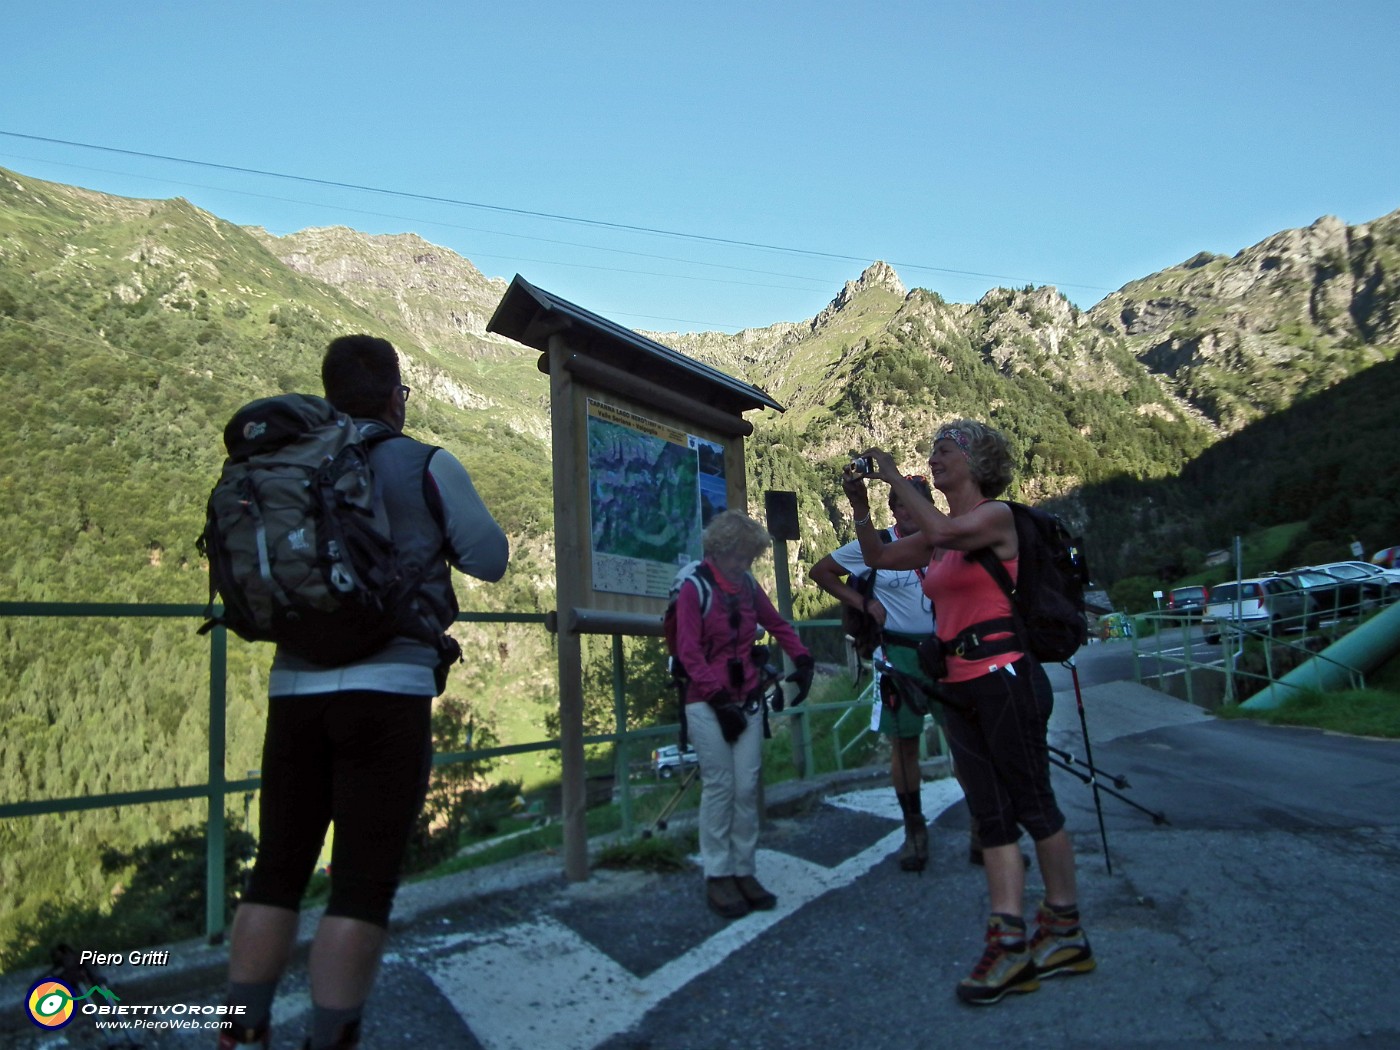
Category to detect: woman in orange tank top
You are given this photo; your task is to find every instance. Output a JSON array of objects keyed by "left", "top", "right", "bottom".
[{"left": 846, "top": 420, "right": 1095, "bottom": 1006}]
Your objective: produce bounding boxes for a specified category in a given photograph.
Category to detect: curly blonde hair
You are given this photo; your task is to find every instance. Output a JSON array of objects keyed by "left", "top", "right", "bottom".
[
  {"left": 702, "top": 510, "right": 773, "bottom": 560},
  {"left": 934, "top": 419, "right": 1014, "bottom": 498}
]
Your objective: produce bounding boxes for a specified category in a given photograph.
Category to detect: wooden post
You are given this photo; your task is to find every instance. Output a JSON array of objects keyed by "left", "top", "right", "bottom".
[
  {"left": 765, "top": 491, "right": 808, "bottom": 779},
  {"left": 548, "top": 333, "right": 590, "bottom": 880}
]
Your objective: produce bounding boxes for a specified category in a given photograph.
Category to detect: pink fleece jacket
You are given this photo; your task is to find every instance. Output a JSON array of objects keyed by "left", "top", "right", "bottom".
[{"left": 673, "top": 559, "right": 810, "bottom": 704}]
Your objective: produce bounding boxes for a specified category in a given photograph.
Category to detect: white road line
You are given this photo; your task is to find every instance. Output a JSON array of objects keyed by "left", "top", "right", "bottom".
[{"left": 418, "top": 780, "right": 966, "bottom": 1050}]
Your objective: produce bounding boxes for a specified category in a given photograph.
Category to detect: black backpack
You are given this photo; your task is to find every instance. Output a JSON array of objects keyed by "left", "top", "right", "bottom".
[
  {"left": 196, "top": 393, "right": 426, "bottom": 666},
  {"left": 971, "top": 501, "right": 1089, "bottom": 663},
  {"left": 840, "top": 528, "right": 894, "bottom": 661}
]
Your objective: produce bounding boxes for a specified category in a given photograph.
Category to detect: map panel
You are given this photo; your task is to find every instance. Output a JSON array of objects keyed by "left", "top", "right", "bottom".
[{"left": 587, "top": 401, "right": 718, "bottom": 599}]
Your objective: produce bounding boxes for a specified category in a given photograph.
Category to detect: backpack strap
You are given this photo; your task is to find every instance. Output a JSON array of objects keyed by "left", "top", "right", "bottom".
[
  {"left": 962, "top": 501, "right": 1029, "bottom": 657},
  {"left": 943, "top": 617, "right": 1020, "bottom": 660},
  {"left": 690, "top": 561, "right": 716, "bottom": 617},
  {"left": 971, "top": 545, "right": 1015, "bottom": 602},
  {"left": 850, "top": 527, "right": 895, "bottom": 614},
  {"left": 862, "top": 526, "right": 896, "bottom": 593},
  {"left": 962, "top": 543, "right": 1025, "bottom": 659}
]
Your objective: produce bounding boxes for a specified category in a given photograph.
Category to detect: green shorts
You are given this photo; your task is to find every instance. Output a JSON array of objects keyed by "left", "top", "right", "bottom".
[{"left": 877, "top": 636, "right": 946, "bottom": 737}]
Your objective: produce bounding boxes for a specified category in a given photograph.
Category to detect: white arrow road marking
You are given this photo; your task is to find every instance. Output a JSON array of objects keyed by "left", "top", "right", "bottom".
[{"left": 413, "top": 780, "right": 966, "bottom": 1050}]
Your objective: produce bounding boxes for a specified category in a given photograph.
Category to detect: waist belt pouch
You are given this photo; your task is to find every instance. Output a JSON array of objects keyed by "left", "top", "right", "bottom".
[
  {"left": 916, "top": 635, "right": 947, "bottom": 682},
  {"left": 714, "top": 703, "right": 748, "bottom": 743},
  {"left": 434, "top": 634, "right": 463, "bottom": 695},
  {"left": 882, "top": 672, "right": 932, "bottom": 717}
]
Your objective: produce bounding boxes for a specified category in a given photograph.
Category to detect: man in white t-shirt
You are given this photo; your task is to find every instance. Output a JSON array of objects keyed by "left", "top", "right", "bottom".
[{"left": 812, "top": 474, "right": 940, "bottom": 871}]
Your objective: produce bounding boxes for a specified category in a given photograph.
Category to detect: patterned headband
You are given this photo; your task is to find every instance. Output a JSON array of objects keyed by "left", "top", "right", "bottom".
[{"left": 935, "top": 426, "right": 973, "bottom": 460}]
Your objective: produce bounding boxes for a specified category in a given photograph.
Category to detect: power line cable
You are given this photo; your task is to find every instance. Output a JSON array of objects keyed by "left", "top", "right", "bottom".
[
  {"left": 0, "top": 130, "right": 1114, "bottom": 294},
  {"left": 0, "top": 149, "right": 838, "bottom": 290}
]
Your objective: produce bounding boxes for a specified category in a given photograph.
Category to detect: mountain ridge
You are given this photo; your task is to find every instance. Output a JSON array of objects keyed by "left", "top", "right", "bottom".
[{"left": 3, "top": 163, "right": 1398, "bottom": 586}]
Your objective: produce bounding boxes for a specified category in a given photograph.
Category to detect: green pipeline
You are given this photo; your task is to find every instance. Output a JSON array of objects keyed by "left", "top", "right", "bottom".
[{"left": 1241, "top": 600, "right": 1400, "bottom": 710}]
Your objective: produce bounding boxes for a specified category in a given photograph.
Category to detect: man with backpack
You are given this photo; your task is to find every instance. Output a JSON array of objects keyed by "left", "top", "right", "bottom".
[
  {"left": 218, "top": 335, "right": 509, "bottom": 1050},
  {"left": 811, "top": 474, "right": 940, "bottom": 872},
  {"left": 849, "top": 421, "right": 1094, "bottom": 1007}
]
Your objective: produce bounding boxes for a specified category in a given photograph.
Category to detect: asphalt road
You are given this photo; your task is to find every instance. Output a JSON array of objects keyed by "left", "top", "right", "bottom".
[{"left": 6, "top": 677, "right": 1400, "bottom": 1050}]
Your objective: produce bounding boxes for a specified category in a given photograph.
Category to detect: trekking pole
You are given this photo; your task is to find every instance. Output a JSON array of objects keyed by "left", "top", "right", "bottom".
[
  {"left": 1045, "top": 754, "right": 1169, "bottom": 826},
  {"left": 642, "top": 765, "right": 700, "bottom": 838},
  {"left": 871, "top": 659, "right": 974, "bottom": 717},
  {"left": 1045, "top": 744, "right": 1131, "bottom": 790},
  {"left": 1065, "top": 659, "right": 1113, "bottom": 875}
]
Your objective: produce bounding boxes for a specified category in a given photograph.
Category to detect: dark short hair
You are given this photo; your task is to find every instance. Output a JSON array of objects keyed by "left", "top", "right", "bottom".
[{"left": 322, "top": 335, "right": 400, "bottom": 417}]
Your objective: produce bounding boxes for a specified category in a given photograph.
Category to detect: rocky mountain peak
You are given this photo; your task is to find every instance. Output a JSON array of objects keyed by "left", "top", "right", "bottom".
[
  {"left": 253, "top": 225, "right": 513, "bottom": 354},
  {"left": 812, "top": 260, "right": 907, "bottom": 329},
  {"left": 1087, "top": 207, "right": 1400, "bottom": 431},
  {"left": 854, "top": 260, "right": 905, "bottom": 296}
]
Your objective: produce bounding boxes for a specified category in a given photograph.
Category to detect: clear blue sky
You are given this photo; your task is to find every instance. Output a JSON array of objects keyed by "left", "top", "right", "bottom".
[{"left": 4, "top": 0, "right": 1398, "bottom": 333}]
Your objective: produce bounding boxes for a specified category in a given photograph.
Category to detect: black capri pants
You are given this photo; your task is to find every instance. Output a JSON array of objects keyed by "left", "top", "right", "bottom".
[
  {"left": 940, "top": 659, "right": 1065, "bottom": 849},
  {"left": 242, "top": 690, "right": 433, "bottom": 928}
]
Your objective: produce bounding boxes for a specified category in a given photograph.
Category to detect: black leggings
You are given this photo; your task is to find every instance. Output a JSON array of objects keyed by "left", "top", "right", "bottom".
[
  {"left": 242, "top": 691, "right": 433, "bottom": 928},
  {"left": 940, "top": 659, "right": 1064, "bottom": 849}
]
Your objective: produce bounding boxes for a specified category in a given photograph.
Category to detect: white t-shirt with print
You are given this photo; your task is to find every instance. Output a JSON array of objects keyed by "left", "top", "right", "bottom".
[{"left": 829, "top": 536, "right": 934, "bottom": 637}]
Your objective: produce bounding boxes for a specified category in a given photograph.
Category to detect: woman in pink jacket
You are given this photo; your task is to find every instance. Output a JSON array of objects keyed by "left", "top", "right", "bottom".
[{"left": 673, "top": 511, "right": 814, "bottom": 919}]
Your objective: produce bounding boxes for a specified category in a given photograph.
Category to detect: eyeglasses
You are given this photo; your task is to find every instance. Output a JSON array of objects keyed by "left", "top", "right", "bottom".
[
  {"left": 396, "top": 384, "right": 411, "bottom": 403},
  {"left": 904, "top": 474, "right": 928, "bottom": 484}
]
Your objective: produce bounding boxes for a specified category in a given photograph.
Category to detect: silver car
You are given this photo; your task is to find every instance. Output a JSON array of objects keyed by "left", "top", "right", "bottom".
[{"left": 1203, "top": 576, "right": 1311, "bottom": 644}]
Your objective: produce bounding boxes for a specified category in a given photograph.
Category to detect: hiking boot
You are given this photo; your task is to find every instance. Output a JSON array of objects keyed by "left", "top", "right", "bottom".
[
  {"left": 898, "top": 825, "right": 929, "bottom": 872},
  {"left": 706, "top": 876, "right": 750, "bottom": 919},
  {"left": 1029, "top": 903, "right": 1096, "bottom": 979},
  {"left": 956, "top": 915, "right": 1040, "bottom": 1005},
  {"left": 734, "top": 874, "right": 777, "bottom": 910},
  {"left": 218, "top": 1019, "right": 269, "bottom": 1049}
]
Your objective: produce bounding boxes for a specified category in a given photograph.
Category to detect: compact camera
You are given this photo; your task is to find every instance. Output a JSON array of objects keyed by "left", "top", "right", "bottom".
[{"left": 850, "top": 456, "right": 874, "bottom": 476}]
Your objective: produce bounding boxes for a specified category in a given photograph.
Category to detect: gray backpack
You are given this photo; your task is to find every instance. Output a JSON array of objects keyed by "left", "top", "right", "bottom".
[{"left": 197, "top": 394, "right": 422, "bottom": 666}]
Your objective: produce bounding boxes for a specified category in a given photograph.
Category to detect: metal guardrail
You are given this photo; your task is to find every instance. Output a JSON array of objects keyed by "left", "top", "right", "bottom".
[
  {"left": 1129, "top": 590, "right": 1394, "bottom": 705},
  {"left": 0, "top": 602, "right": 870, "bottom": 944}
]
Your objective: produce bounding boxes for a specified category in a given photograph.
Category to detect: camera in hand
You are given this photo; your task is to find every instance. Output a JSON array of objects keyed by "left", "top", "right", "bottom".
[{"left": 850, "top": 456, "right": 874, "bottom": 476}]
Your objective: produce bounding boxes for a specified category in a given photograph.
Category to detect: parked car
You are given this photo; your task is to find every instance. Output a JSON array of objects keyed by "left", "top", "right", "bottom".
[
  {"left": 1264, "top": 568, "right": 1349, "bottom": 624},
  {"left": 1304, "top": 561, "right": 1399, "bottom": 604},
  {"left": 1202, "top": 576, "right": 1311, "bottom": 644},
  {"left": 1167, "top": 585, "right": 1210, "bottom": 619},
  {"left": 1285, "top": 564, "right": 1376, "bottom": 621},
  {"left": 651, "top": 744, "right": 699, "bottom": 778},
  {"left": 1329, "top": 560, "right": 1400, "bottom": 594}
]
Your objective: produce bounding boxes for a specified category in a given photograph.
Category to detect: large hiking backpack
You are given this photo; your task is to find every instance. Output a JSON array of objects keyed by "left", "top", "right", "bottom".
[
  {"left": 663, "top": 561, "right": 716, "bottom": 681},
  {"left": 971, "top": 501, "right": 1090, "bottom": 663},
  {"left": 196, "top": 393, "right": 421, "bottom": 667}
]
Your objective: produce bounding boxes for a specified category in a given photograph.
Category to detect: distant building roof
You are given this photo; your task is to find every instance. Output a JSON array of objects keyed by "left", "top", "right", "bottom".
[
  {"left": 1084, "top": 589, "right": 1114, "bottom": 616},
  {"left": 486, "top": 274, "right": 784, "bottom": 418}
]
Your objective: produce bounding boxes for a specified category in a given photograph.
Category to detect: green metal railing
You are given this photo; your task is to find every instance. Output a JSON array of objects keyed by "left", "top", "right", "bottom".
[
  {"left": 1128, "top": 593, "right": 1393, "bottom": 706},
  {"left": 0, "top": 602, "right": 872, "bottom": 944}
]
